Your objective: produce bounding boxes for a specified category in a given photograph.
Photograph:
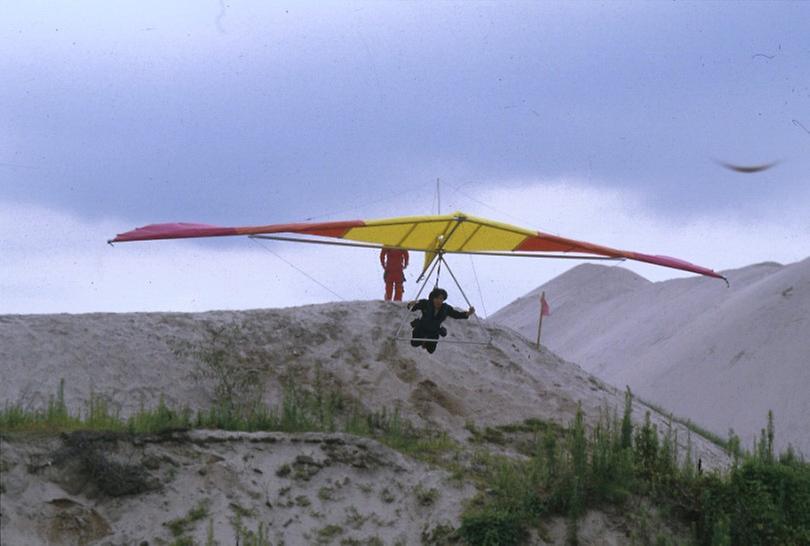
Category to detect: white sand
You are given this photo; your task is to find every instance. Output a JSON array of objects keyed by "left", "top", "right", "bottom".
[
  {"left": 0, "top": 300, "right": 729, "bottom": 544},
  {"left": 0, "top": 301, "right": 725, "bottom": 461},
  {"left": 1, "top": 431, "right": 473, "bottom": 545},
  {"left": 492, "top": 258, "right": 810, "bottom": 455}
]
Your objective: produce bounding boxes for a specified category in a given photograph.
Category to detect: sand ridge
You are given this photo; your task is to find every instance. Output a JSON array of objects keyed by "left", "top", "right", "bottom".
[{"left": 492, "top": 257, "right": 810, "bottom": 455}]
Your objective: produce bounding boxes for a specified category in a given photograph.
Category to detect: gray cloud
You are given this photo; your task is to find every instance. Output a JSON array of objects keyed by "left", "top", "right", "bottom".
[{"left": 3, "top": 2, "right": 809, "bottom": 225}]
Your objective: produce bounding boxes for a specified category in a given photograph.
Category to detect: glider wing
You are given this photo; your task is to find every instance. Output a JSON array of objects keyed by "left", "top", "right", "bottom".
[{"left": 110, "top": 211, "right": 726, "bottom": 282}]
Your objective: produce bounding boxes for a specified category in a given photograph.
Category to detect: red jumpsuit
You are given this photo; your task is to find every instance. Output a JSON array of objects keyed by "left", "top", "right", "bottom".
[{"left": 380, "top": 248, "right": 409, "bottom": 301}]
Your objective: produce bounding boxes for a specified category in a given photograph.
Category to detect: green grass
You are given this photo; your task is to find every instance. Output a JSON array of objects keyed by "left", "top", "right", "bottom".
[
  {"left": 0, "top": 327, "right": 460, "bottom": 470},
  {"left": 316, "top": 524, "right": 344, "bottom": 543},
  {"left": 414, "top": 484, "right": 439, "bottom": 506},
  {"left": 635, "top": 393, "right": 732, "bottom": 453},
  {"left": 318, "top": 485, "right": 336, "bottom": 501},
  {"left": 230, "top": 515, "right": 270, "bottom": 546},
  {"left": 0, "top": 377, "right": 369, "bottom": 437},
  {"left": 0, "top": 379, "right": 193, "bottom": 435},
  {"left": 166, "top": 499, "right": 210, "bottom": 537},
  {"left": 458, "top": 391, "right": 810, "bottom": 546}
]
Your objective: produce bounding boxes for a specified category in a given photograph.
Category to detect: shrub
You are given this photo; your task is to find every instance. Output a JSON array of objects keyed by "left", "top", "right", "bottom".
[{"left": 459, "top": 509, "right": 527, "bottom": 546}]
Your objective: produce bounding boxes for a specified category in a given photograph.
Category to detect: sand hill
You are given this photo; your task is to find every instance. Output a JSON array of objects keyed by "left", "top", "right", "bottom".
[
  {"left": 492, "top": 258, "right": 810, "bottom": 456},
  {"left": 1, "top": 301, "right": 727, "bottom": 544}
]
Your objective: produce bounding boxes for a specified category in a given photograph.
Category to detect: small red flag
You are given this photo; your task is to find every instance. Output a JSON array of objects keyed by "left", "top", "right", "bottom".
[{"left": 540, "top": 292, "right": 551, "bottom": 317}]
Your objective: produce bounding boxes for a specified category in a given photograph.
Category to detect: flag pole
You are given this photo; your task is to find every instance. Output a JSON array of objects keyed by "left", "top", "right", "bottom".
[{"left": 536, "top": 291, "right": 546, "bottom": 349}]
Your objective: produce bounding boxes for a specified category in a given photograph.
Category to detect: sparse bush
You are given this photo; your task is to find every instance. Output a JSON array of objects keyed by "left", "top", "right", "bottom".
[
  {"left": 128, "top": 396, "right": 192, "bottom": 434},
  {"left": 421, "top": 523, "right": 458, "bottom": 544},
  {"left": 344, "top": 506, "right": 367, "bottom": 529},
  {"left": 164, "top": 499, "right": 213, "bottom": 537},
  {"left": 379, "top": 487, "right": 396, "bottom": 503},
  {"left": 459, "top": 394, "right": 810, "bottom": 546},
  {"left": 318, "top": 485, "right": 336, "bottom": 501},
  {"left": 697, "top": 455, "right": 810, "bottom": 545},
  {"left": 1, "top": 379, "right": 84, "bottom": 432},
  {"left": 206, "top": 518, "right": 217, "bottom": 546},
  {"left": 459, "top": 509, "right": 527, "bottom": 546},
  {"left": 230, "top": 502, "right": 255, "bottom": 517},
  {"left": 231, "top": 514, "right": 270, "bottom": 546},
  {"left": 55, "top": 431, "right": 153, "bottom": 497},
  {"left": 316, "top": 524, "right": 344, "bottom": 543},
  {"left": 175, "top": 323, "right": 265, "bottom": 422},
  {"left": 414, "top": 484, "right": 439, "bottom": 506}
]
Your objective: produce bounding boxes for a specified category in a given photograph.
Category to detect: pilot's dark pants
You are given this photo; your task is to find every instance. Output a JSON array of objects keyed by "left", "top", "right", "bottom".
[{"left": 410, "top": 326, "right": 439, "bottom": 354}]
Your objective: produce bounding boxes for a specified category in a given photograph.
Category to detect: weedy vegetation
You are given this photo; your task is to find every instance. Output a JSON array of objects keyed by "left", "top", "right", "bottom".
[
  {"left": 457, "top": 390, "right": 810, "bottom": 546},
  {"left": 165, "top": 499, "right": 210, "bottom": 537}
]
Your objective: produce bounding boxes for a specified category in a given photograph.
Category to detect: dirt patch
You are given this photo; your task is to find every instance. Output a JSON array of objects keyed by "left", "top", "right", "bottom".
[
  {"left": 375, "top": 339, "right": 420, "bottom": 384},
  {"left": 48, "top": 431, "right": 158, "bottom": 498},
  {"left": 375, "top": 338, "right": 399, "bottom": 362},
  {"left": 392, "top": 358, "right": 419, "bottom": 383},
  {"left": 41, "top": 498, "right": 112, "bottom": 546},
  {"left": 410, "top": 379, "right": 464, "bottom": 417}
]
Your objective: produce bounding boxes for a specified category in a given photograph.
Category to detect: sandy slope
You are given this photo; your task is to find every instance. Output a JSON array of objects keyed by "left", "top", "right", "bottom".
[
  {"left": 1, "top": 431, "right": 473, "bottom": 545},
  {"left": 0, "top": 301, "right": 729, "bottom": 544},
  {"left": 492, "top": 258, "right": 810, "bottom": 455},
  {"left": 0, "top": 301, "right": 725, "bottom": 464},
  {"left": 0, "top": 430, "right": 687, "bottom": 546}
]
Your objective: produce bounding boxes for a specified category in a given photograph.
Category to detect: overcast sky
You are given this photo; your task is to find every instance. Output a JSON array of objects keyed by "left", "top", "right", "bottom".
[{"left": 2, "top": 1, "right": 809, "bottom": 315}]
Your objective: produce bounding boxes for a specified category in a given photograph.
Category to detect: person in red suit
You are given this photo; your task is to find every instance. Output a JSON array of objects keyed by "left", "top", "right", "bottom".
[{"left": 380, "top": 247, "right": 409, "bottom": 301}]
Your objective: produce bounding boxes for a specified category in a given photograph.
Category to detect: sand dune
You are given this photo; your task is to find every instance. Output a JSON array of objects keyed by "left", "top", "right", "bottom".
[{"left": 492, "top": 258, "right": 810, "bottom": 455}]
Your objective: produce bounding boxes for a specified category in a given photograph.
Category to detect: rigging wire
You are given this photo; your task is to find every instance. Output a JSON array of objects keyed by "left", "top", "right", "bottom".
[
  {"left": 250, "top": 237, "right": 346, "bottom": 301},
  {"left": 450, "top": 182, "right": 640, "bottom": 273},
  {"left": 468, "top": 254, "right": 489, "bottom": 319},
  {"left": 393, "top": 252, "right": 443, "bottom": 339},
  {"left": 439, "top": 257, "right": 493, "bottom": 344},
  {"left": 449, "top": 181, "right": 559, "bottom": 236},
  {"left": 302, "top": 179, "right": 434, "bottom": 222},
  {"left": 393, "top": 253, "right": 491, "bottom": 345},
  {"left": 436, "top": 177, "right": 441, "bottom": 214},
  {"left": 449, "top": 181, "right": 635, "bottom": 274}
]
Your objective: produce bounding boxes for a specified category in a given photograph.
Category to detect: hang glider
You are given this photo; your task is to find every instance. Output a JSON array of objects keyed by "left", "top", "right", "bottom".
[{"left": 109, "top": 211, "right": 727, "bottom": 283}]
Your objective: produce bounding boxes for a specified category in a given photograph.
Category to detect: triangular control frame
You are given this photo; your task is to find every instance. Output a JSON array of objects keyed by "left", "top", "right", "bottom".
[{"left": 392, "top": 250, "right": 493, "bottom": 346}]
